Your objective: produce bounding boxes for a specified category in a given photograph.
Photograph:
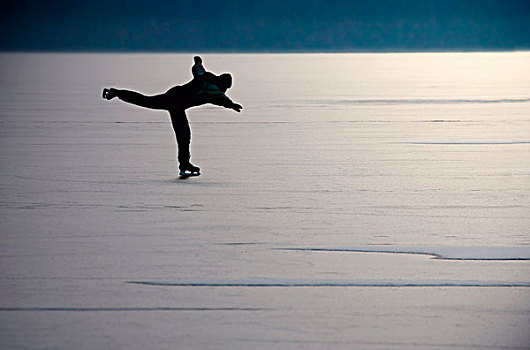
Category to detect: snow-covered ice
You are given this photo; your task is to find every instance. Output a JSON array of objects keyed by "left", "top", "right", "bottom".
[{"left": 1, "top": 53, "right": 529, "bottom": 349}]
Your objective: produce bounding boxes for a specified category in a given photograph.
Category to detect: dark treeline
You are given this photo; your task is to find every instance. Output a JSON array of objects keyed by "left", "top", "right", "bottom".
[{"left": 1, "top": 0, "right": 529, "bottom": 51}]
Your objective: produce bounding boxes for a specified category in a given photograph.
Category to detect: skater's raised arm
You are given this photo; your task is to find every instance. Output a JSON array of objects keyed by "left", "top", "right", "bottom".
[
  {"left": 192, "top": 56, "right": 206, "bottom": 79},
  {"left": 192, "top": 56, "right": 219, "bottom": 87}
]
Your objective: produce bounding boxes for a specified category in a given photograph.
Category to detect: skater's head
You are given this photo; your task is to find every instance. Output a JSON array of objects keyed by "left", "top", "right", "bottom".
[{"left": 217, "top": 73, "right": 232, "bottom": 92}]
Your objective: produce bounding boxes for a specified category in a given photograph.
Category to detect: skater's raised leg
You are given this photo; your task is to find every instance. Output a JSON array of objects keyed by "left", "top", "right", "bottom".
[{"left": 103, "top": 88, "right": 168, "bottom": 110}]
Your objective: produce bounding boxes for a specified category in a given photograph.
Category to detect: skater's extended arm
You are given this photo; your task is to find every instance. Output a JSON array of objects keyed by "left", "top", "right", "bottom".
[
  {"left": 103, "top": 88, "right": 168, "bottom": 110},
  {"left": 209, "top": 93, "right": 243, "bottom": 112}
]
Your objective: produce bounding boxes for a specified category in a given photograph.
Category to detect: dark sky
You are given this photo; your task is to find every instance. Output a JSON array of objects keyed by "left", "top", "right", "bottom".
[{"left": 1, "top": 0, "right": 529, "bottom": 51}]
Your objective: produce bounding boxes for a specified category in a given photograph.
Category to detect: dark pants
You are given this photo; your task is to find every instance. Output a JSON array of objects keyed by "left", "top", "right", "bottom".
[{"left": 116, "top": 88, "right": 192, "bottom": 167}]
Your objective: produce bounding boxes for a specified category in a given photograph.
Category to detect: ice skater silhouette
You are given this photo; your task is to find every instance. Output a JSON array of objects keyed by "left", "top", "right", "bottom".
[{"left": 102, "top": 56, "right": 242, "bottom": 177}]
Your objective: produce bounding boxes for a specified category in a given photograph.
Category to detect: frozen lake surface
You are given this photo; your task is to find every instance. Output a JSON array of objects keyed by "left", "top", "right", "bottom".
[{"left": 1, "top": 53, "right": 529, "bottom": 349}]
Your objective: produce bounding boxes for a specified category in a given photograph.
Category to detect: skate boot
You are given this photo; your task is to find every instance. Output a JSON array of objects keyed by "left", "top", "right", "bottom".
[
  {"left": 102, "top": 88, "right": 117, "bottom": 100},
  {"left": 179, "top": 163, "right": 201, "bottom": 178}
]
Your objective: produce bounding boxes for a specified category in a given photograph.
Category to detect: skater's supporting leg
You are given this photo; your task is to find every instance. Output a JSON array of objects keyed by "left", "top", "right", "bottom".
[{"left": 169, "top": 109, "right": 195, "bottom": 171}]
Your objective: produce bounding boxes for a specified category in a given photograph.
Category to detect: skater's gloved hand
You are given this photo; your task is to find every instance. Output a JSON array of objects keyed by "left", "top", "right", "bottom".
[{"left": 232, "top": 103, "right": 243, "bottom": 112}]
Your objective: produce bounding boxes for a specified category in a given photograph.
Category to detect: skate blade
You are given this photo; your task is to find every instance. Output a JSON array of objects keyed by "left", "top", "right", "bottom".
[{"left": 179, "top": 171, "right": 201, "bottom": 179}]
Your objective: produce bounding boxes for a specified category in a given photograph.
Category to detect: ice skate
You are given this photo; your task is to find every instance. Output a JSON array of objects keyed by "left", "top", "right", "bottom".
[
  {"left": 179, "top": 163, "right": 201, "bottom": 178},
  {"left": 102, "top": 88, "right": 117, "bottom": 100}
]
